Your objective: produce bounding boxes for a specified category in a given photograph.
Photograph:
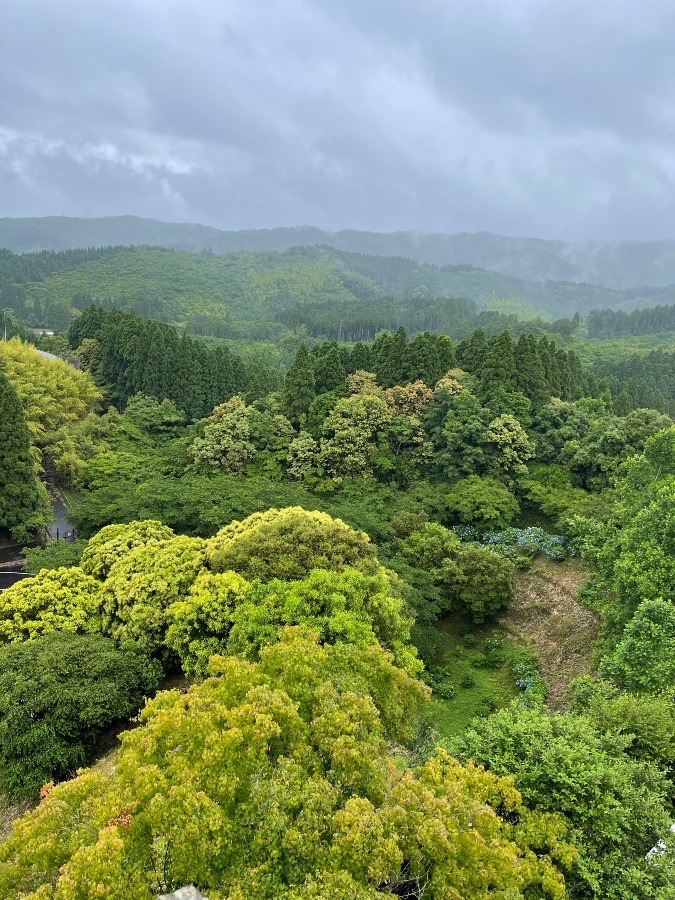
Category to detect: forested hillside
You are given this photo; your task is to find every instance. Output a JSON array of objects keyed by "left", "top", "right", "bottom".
[
  {"left": 4, "top": 242, "right": 675, "bottom": 340},
  {"left": 2, "top": 296, "right": 675, "bottom": 897},
  {"left": 2, "top": 225, "right": 675, "bottom": 898},
  {"left": 4, "top": 216, "right": 675, "bottom": 290}
]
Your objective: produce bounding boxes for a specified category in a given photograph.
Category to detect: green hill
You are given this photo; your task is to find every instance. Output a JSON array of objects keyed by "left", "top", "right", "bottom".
[
  {"left": 4, "top": 215, "right": 675, "bottom": 289},
  {"left": 3, "top": 242, "right": 675, "bottom": 339}
]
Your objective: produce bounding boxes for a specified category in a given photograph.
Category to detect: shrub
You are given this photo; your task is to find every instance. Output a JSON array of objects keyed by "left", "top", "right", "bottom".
[
  {"left": 601, "top": 599, "right": 675, "bottom": 693},
  {"left": 22, "top": 539, "right": 88, "bottom": 573},
  {"left": 438, "top": 545, "right": 514, "bottom": 623},
  {"left": 453, "top": 705, "right": 673, "bottom": 900},
  {"left": 445, "top": 475, "right": 519, "bottom": 530},
  {"left": 0, "top": 632, "right": 160, "bottom": 798}
]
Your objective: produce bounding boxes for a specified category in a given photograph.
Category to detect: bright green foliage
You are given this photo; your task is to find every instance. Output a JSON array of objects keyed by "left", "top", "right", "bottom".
[
  {"left": 486, "top": 413, "right": 535, "bottom": 481},
  {"left": 188, "top": 396, "right": 293, "bottom": 475},
  {"left": 438, "top": 544, "right": 515, "bottom": 624},
  {"left": 400, "top": 522, "right": 461, "bottom": 570},
  {"left": 206, "top": 507, "right": 379, "bottom": 581},
  {"left": 22, "top": 538, "right": 88, "bottom": 573},
  {"left": 318, "top": 392, "right": 393, "bottom": 479},
  {"left": 454, "top": 704, "right": 673, "bottom": 900},
  {"left": 166, "top": 566, "right": 419, "bottom": 676},
  {"left": 521, "top": 464, "right": 614, "bottom": 529},
  {"left": 445, "top": 475, "right": 519, "bottom": 529},
  {"left": 601, "top": 600, "right": 675, "bottom": 693},
  {"left": 0, "top": 632, "right": 160, "bottom": 799},
  {"left": 0, "top": 567, "right": 100, "bottom": 643},
  {"left": 100, "top": 536, "right": 205, "bottom": 652},
  {"left": 400, "top": 524, "right": 514, "bottom": 622},
  {"left": 0, "top": 632, "right": 572, "bottom": 900},
  {"left": 188, "top": 397, "right": 258, "bottom": 473},
  {"left": 570, "top": 677, "right": 675, "bottom": 776},
  {"left": 612, "top": 477, "right": 675, "bottom": 607},
  {"left": 287, "top": 431, "right": 320, "bottom": 481},
  {"left": 80, "top": 520, "right": 175, "bottom": 580},
  {"left": 225, "top": 568, "right": 420, "bottom": 674},
  {"left": 0, "top": 337, "right": 101, "bottom": 447},
  {"left": 0, "top": 365, "right": 50, "bottom": 540},
  {"left": 123, "top": 393, "right": 185, "bottom": 432},
  {"left": 164, "top": 570, "right": 249, "bottom": 675}
]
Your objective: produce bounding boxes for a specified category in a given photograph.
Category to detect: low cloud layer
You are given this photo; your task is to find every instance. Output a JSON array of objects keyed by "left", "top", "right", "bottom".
[{"left": 2, "top": 0, "right": 675, "bottom": 239}]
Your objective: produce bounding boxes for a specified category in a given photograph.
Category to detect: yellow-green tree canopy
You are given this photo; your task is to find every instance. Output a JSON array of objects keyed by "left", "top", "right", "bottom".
[
  {"left": 100, "top": 536, "right": 205, "bottom": 652},
  {"left": 166, "top": 567, "right": 420, "bottom": 676},
  {"left": 0, "top": 632, "right": 573, "bottom": 900},
  {"left": 80, "top": 519, "right": 175, "bottom": 580},
  {"left": 0, "top": 567, "right": 101, "bottom": 644},
  {"left": 206, "top": 507, "right": 379, "bottom": 581},
  {"left": 0, "top": 337, "right": 101, "bottom": 446}
]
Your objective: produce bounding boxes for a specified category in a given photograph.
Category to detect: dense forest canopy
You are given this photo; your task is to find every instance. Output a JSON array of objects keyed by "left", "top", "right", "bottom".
[
  {"left": 2, "top": 228, "right": 675, "bottom": 898},
  {"left": 3, "top": 242, "right": 675, "bottom": 341}
]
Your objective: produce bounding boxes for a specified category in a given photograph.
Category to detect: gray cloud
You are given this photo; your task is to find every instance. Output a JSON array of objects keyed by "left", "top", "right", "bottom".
[{"left": 2, "top": 0, "right": 675, "bottom": 239}]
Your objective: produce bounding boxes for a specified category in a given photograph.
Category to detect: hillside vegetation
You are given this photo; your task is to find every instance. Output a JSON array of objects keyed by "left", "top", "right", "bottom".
[
  {"left": 4, "top": 242, "right": 675, "bottom": 341},
  {"left": 4, "top": 215, "right": 675, "bottom": 290},
  {"left": 3, "top": 225, "right": 675, "bottom": 897}
]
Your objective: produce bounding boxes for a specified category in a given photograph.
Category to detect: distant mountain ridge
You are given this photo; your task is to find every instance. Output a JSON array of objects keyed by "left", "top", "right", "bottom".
[{"left": 3, "top": 216, "right": 675, "bottom": 290}]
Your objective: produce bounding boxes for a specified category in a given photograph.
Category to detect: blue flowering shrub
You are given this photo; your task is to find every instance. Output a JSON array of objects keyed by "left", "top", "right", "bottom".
[{"left": 453, "top": 526, "right": 572, "bottom": 563}]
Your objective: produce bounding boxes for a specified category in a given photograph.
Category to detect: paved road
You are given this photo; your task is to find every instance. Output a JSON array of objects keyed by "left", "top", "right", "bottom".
[
  {"left": 47, "top": 492, "right": 75, "bottom": 541},
  {"left": 0, "top": 572, "right": 33, "bottom": 590}
]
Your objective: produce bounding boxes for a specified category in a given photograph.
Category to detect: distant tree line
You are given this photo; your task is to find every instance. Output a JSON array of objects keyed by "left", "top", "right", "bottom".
[
  {"left": 595, "top": 349, "right": 675, "bottom": 415},
  {"left": 68, "top": 307, "right": 281, "bottom": 418},
  {"left": 587, "top": 304, "right": 675, "bottom": 338}
]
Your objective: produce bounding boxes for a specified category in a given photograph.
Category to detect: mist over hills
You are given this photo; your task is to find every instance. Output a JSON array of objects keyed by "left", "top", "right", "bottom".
[{"left": 3, "top": 216, "right": 675, "bottom": 291}]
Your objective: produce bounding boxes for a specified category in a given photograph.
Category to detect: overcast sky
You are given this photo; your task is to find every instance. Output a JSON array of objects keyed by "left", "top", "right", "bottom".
[{"left": 2, "top": 0, "right": 675, "bottom": 240}]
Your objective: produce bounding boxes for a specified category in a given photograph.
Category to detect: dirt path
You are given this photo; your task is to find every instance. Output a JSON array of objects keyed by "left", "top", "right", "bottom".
[{"left": 501, "top": 558, "right": 599, "bottom": 711}]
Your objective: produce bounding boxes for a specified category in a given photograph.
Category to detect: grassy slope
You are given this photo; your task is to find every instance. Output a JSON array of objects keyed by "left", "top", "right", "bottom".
[{"left": 419, "top": 558, "right": 596, "bottom": 742}]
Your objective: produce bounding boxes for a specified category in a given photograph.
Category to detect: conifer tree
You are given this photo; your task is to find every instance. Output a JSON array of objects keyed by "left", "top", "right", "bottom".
[
  {"left": 312, "top": 343, "right": 346, "bottom": 394},
  {"left": 515, "top": 333, "right": 549, "bottom": 407},
  {"left": 456, "top": 328, "right": 488, "bottom": 377},
  {"left": 283, "top": 345, "right": 316, "bottom": 424},
  {"left": 480, "top": 332, "right": 517, "bottom": 397},
  {"left": 349, "top": 341, "right": 372, "bottom": 373},
  {"left": 0, "top": 368, "right": 49, "bottom": 540}
]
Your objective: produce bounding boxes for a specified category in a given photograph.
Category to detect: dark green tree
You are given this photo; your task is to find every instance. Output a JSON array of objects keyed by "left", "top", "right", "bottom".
[
  {"left": 283, "top": 345, "right": 316, "bottom": 425},
  {"left": 479, "top": 332, "right": 517, "bottom": 398},
  {"left": 515, "top": 333, "right": 549, "bottom": 407},
  {"left": 456, "top": 328, "right": 487, "bottom": 376},
  {"left": 312, "top": 343, "right": 346, "bottom": 394},
  {"left": 348, "top": 341, "right": 372, "bottom": 373},
  {"left": 0, "top": 632, "right": 160, "bottom": 798}
]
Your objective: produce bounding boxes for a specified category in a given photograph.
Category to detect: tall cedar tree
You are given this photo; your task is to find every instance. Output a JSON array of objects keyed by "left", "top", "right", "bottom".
[
  {"left": 0, "top": 367, "right": 47, "bottom": 538},
  {"left": 283, "top": 345, "right": 316, "bottom": 424}
]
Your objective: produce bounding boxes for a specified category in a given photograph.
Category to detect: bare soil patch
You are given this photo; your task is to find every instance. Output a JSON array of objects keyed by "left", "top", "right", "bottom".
[{"left": 501, "top": 558, "right": 598, "bottom": 711}]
